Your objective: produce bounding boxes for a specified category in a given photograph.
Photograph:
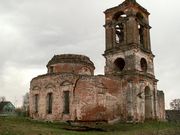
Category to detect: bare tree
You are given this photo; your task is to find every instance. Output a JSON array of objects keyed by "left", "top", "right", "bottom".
[
  {"left": 170, "top": 99, "right": 180, "bottom": 110},
  {"left": 22, "top": 92, "right": 29, "bottom": 116},
  {"left": 0, "top": 96, "right": 6, "bottom": 102}
]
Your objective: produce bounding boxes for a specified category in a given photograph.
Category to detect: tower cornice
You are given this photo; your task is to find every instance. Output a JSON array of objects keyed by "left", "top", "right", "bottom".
[{"left": 104, "top": 0, "right": 149, "bottom": 15}]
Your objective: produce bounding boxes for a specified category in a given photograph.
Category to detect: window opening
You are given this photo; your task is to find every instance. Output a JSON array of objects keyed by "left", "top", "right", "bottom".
[
  {"left": 114, "top": 58, "right": 125, "bottom": 71},
  {"left": 140, "top": 58, "right": 147, "bottom": 72},
  {"left": 138, "top": 24, "right": 144, "bottom": 46},
  {"left": 63, "top": 91, "right": 70, "bottom": 114},
  {"left": 49, "top": 66, "right": 54, "bottom": 73},
  {"left": 115, "top": 23, "right": 124, "bottom": 43},
  {"left": 35, "top": 94, "right": 39, "bottom": 113},
  {"left": 47, "top": 93, "right": 53, "bottom": 114}
]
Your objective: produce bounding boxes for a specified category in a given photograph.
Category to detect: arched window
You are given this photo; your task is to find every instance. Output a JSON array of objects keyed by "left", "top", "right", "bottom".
[
  {"left": 136, "top": 12, "right": 145, "bottom": 47},
  {"left": 63, "top": 91, "right": 70, "bottom": 114},
  {"left": 47, "top": 93, "right": 53, "bottom": 114},
  {"left": 113, "top": 12, "right": 126, "bottom": 44},
  {"left": 114, "top": 58, "right": 125, "bottom": 71},
  {"left": 115, "top": 23, "right": 124, "bottom": 43},
  {"left": 34, "top": 94, "right": 39, "bottom": 113},
  {"left": 138, "top": 24, "right": 144, "bottom": 46},
  {"left": 140, "top": 58, "right": 147, "bottom": 72}
]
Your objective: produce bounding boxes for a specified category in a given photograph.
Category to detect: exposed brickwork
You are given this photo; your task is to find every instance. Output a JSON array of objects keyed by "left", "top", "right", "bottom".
[
  {"left": 29, "top": 0, "right": 165, "bottom": 124},
  {"left": 47, "top": 54, "right": 95, "bottom": 75}
]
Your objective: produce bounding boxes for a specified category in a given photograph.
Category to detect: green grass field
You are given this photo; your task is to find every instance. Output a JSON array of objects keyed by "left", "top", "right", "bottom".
[{"left": 0, "top": 116, "right": 180, "bottom": 135}]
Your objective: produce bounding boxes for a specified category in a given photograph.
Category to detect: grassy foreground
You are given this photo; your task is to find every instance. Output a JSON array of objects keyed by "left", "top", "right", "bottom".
[{"left": 0, "top": 116, "right": 180, "bottom": 135}]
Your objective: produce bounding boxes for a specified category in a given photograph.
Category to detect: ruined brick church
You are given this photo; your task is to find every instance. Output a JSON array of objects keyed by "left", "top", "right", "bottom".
[{"left": 29, "top": 0, "right": 165, "bottom": 123}]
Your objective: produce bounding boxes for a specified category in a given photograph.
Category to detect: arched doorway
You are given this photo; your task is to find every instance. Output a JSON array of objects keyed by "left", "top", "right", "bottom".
[{"left": 144, "top": 86, "right": 153, "bottom": 120}]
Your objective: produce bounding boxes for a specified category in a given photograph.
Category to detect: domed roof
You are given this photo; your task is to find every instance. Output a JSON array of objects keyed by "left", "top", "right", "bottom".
[{"left": 47, "top": 54, "right": 95, "bottom": 69}]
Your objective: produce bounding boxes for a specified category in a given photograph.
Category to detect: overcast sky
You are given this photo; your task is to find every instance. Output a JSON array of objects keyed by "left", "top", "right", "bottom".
[{"left": 0, "top": 0, "right": 180, "bottom": 109}]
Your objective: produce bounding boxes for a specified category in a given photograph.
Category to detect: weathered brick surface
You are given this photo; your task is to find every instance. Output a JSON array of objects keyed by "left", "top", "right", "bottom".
[
  {"left": 47, "top": 54, "right": 95, "bottom": 75},
  {"left": 29, "top": 71, "right": 164, "bottom": 122},
  {"left": 30, "top": 74, "right": 123, "bottom": 122}
]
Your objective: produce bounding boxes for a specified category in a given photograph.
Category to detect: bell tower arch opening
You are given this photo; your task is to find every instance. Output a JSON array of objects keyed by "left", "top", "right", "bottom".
[
  {"left": 136, "top": 12, "right": 145, "bottom": 48},
  {"left": 113, "top": 12, "right": 126, "bottom": 44},
  {"left": 136, "top": 12, "right": 151, "bottom": 51},
  {"left": 144, "top": 86, "right": 153, "bottom": 120},
  {"left": 115, "top": 23, "right": 124, "bottom": 44},
  {"left": 113, "top": 11, "right": 127, "bottom": 21},
  {"left": 138, "top": 24, "right": 144, "bottom": 46}
]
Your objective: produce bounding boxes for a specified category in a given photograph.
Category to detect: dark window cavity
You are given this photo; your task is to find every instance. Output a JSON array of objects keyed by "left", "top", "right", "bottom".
[
  {"left": 35, "top": 94, "right": 39, "bottom": 113},
  {"left": 114, "top": 58, "right": 125, "bottom": 71},
  {"left": 140, "top": 58, "right": 147, "bottom": 72},
  {"left": 47, "top": 93, "right": 53, "bottom": 114},
  {"left": 63, "top": 91, "right": 70, "bottom": 114},
  {"left": 138, "top": 24, "right": 144, "bottom": 46},
  {"left": 136, "top": 12, "right": 144, "bottom": 22},
  {"left": 49, "top": 66, "right": 54, "bottom": 73}
]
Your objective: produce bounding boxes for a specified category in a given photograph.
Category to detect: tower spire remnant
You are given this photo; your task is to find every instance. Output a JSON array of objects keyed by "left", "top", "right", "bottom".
[{"left": 126, "top": 0, "right": 136, "bottom": 3}]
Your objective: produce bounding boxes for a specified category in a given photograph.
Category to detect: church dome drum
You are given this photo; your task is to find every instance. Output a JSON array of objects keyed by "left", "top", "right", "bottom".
[{"left": 46, "top": 54, "right": 95, "bottom": 75}]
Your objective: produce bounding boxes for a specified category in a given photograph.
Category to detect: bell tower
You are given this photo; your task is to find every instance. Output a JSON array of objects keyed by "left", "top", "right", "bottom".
[
  {"left": 104, "top": 0, "right": 154, "bottom": 76},
  {"left": 104, "top": 0, "right": 159, "bottom": 121}
]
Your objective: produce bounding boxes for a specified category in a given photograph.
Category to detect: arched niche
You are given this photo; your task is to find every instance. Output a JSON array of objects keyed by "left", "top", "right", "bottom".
[
  {"left": 32, "top": 86, "right": 41, "bottom": 91},
  {"left": 140, "top": 58, "right": 148, "bottom": 72},
  {"left": 60, "top": 80, "right": 73, "bottom": 86},
  {"left": 144, "top": 86, "right": 153, "bottom": 120},
  {"left": 45, "top": 83, "right": 56, "bottom": 89},
  {"left": 60, "top": 80, "right": 73, "bottom": 91}
]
